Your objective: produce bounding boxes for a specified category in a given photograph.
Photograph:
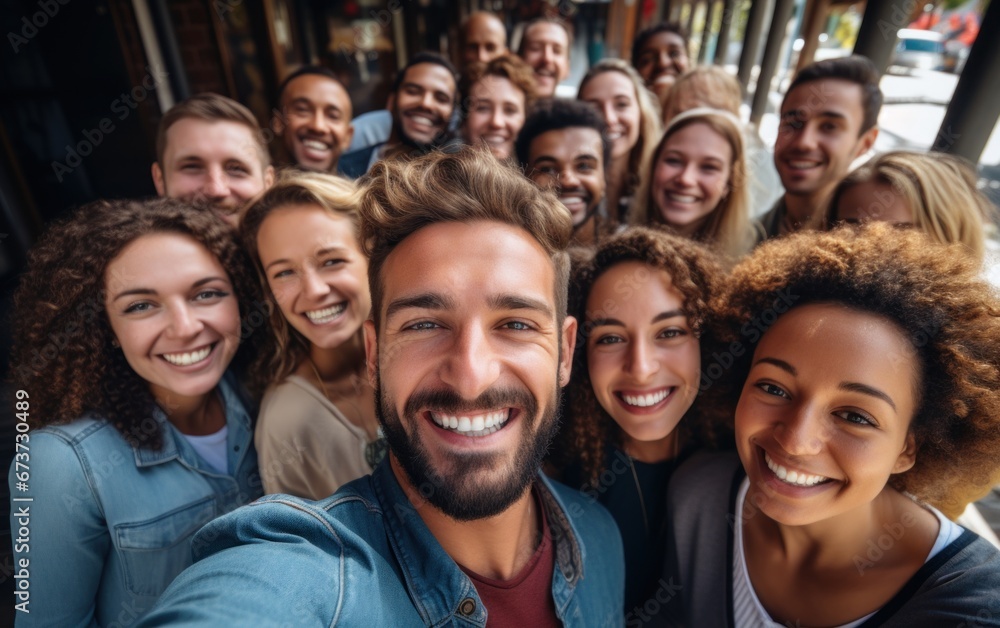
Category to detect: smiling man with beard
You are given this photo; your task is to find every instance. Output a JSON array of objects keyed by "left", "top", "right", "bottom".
[
  {"left": 138, "top": 146, "right": 624, "bottom": 627},
  {"left": 338, "top": 53, "right": 460, "bottom": 179},
  {"left": 517, "top": 98, "right": 610, "bottom": 246}
]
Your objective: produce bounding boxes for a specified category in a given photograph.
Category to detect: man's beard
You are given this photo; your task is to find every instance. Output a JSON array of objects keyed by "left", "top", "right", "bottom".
[
  {"left": 391, "top": 108, "right": 448, "bottom": 152},
  {"left": 375, "top": 372, "right": 561, "bottom": 521}
]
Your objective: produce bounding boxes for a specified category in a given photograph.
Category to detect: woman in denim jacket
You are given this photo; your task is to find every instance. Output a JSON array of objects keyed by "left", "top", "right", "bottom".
[{"left": 8, "top": 198, "right": 263, "bottom": 627}]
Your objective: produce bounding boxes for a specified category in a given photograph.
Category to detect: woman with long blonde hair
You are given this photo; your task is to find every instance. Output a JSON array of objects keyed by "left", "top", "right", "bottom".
[
  {"left": 630, "top": 107, "right": 754, "bottom": 260},
  {"left": 830, "top": 150, "right": 994, "bottom": 263},
  {"left": 241, "top": 171, "right": 384, "bottom": 500},
  {"left": 578, "top": 58, "right": 662, "bottom": 224}
]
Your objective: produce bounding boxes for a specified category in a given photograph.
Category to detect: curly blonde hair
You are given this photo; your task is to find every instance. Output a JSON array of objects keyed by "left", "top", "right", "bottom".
[
  {"left": 549, "top": 226, "right": 724, "bottom": 485},
  {"left": 708, "top": 222, "right": 1000, "bottom": 518},
  {"left": 10, "top": 198, "right": 262, "bottom": 449}
]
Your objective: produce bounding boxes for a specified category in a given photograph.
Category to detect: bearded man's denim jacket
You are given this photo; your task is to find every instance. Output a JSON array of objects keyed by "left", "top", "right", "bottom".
[{"left": 140, "top": 459, "right": 625, "bottom": 626}]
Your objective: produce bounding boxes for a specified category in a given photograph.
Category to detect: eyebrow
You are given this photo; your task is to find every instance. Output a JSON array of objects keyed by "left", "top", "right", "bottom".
[
  {"left": 487, "top": 294, "right": 553, "bottom": 319},
  {"left": 385, "top": 292, "right": 455, "bottom": 321},
  {"left": 590, "top": 309, "right": 685, "bottom": 327},
  {"left": 781, "top": 109, "right": 848, "bottom": 122},
  {"left": 840, "top": 382, "right": 897, "bottom": 412},
  {"left": 113, "top": 277, "right": 228, "bottom": 301},
  {"left": 752, "top": 357, "right": 797, "bottom": 375},
  {"left": 264, "top": 247, "right": 350, "bottom": 272},
  {"left": 753, "top": 357, "right": 899, "bottom": 412}
]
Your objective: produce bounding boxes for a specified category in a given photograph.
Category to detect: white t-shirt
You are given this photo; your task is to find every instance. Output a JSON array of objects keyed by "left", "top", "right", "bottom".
[
  {"left": 732, "top": 478, "right": 963, "bottom": 627},
  {"left": 181, "top": 425, "right": 229, "bottom": 474}
]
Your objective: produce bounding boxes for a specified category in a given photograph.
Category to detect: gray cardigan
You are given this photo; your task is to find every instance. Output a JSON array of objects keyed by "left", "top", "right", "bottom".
[{"left": 661, "top": 451, "right": 1000, "bottom": 627}]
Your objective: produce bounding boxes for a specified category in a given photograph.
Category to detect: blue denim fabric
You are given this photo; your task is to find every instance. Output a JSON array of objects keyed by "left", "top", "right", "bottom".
[
  {"left": 140, "top": 459, "right": 625, "bottom": 627},
  {"left": 9, "top": 371, "right": 262, "bottom": 627}
]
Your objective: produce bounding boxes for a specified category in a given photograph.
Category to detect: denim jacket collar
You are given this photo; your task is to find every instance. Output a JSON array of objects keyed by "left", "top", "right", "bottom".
[
  {"left": 369, "top": 460, "right": 586, "bottom": 626},
  {"left": 132, "top": 373, "right": 253, "bottom": 469}
]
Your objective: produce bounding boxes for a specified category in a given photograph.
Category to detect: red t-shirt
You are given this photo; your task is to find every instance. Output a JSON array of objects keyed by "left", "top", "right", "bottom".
[{"left": 459, "top": 489, "right": 561, "bottom": 627}]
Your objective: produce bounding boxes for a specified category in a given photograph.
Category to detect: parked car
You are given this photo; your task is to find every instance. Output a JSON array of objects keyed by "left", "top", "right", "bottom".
[{"left": 891, "top": 29, "right": 945, "bottom": 72}]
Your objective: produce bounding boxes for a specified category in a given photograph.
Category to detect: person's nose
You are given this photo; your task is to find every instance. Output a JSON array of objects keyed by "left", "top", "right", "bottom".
[
  {"left": 624, "top": 337, "right": 660, "bottom": 382},
  {"left": 166, "top": 303, "right": 204, "bottom": 340},
  {"left": 773, "top": 405, "right": 827, "bottom": 457},
  {"left": 301, "top": 266, "right": 331, "bottom": 301},
  {"left": 438, "top": 323, "right": 502, "bottom": 401}
]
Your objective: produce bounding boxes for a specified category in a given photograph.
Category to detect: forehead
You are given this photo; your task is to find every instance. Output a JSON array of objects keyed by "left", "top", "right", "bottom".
[
  {"left": 837, "top": 180, "right": 912, "bottom": 224},
  {"left": 530, "top": 127, "right": 603, "bottom": 163},
  {"left": 401, "top": 63, "right": 456, "bottom": 94},
  {"left": 380, "top": 220, "right": 556, "bottom": 313},
  {"left": 664, "top": 122, "right": 731, "bottom": 157},
  {"left": 581, "top": 70, "right": 635, "bottom": 99},
  {"left": 524, "top": 22, "right": 568, "bottom": 47},
  {"left": 757, "top": 302, "right": 918, "bottom": 396},
  {"left": 466, "top": 15, "right": 505, "bottom": 40},
  {"left": 282, "top": 75, "right": 351, "bottom": 109},
  {"left": 257, "top": 203, "right": 358, "bottom": 255},
  {"left": 781, "top": 78, "right": 866, "bottom": 122},
  {"left": 588, "top": 261, "right": 682, "bottom": 313},
  {"left": 640, "top": 30, "right": 685, "bottom": 53},
  {"left": 106, "top": 232, "right": 224, "bottom": 291},
  {"left": 163, "top": 118, "right": 263, "bottom": 166},
  {"left": 470, "top": 75, "right": 524, "bottom": 103}
]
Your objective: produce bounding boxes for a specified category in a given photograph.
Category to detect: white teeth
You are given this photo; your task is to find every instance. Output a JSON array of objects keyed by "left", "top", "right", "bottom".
[
  {"left": 789, "top": 160, "right": 820, "bottom": 169},
  {"left": 621, "top": 389, "right": 671, "bottom": 407},
  {"left": 482, "top": 134, "right": 507, "bottom": 144},
  {"left": 654, "top": 74, "right": 675, "bottom": 86},
  {"left": 302, "top": 139, "right": 330, "bottom": 151},
  {"left": 162, "top": 346, "right": 212, "bottom": 366},
  {"left": 764, "top": 452, "right": 829, "bottom": 487},
  {"left": 411, "top": 115, "right": 434, "bottom": 126},
  {"left": 305, "top": 303, "right": 346, "bottom": 323},
  {"left": 606, "top": 131, "right": 622, "bottom": 140},
  {"left": 667, "top": 192, "right": 698, "bottom": 203},
  {"left": 430, "top": 410, "right": 510, "bottom": 437}
]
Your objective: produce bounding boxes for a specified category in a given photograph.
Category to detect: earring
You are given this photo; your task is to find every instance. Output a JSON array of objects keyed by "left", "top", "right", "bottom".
[{"left": 111, "top": 338, "right": 120, "bottom": 348}]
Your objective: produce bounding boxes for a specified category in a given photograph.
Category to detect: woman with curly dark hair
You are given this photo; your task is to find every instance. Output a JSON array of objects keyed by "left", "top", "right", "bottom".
[
  {"left": 548, "top": 226, "right": 722, "bottom": 616},
  {"left": 8, "top": 198, "right": 263, "bottom": 626},
  {"left": 665, "top": 223, "right": 1000, "bottom": 626},
  {"left": 241, "top": 171, "right": 383, "bottom": 500}
]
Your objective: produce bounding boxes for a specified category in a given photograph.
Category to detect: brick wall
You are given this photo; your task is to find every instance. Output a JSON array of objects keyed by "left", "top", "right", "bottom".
[{"left": 169, "top": 0, "right": 228, "bottom": 95}]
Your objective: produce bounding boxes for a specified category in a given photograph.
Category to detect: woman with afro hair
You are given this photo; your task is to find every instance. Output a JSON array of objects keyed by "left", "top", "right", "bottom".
[
  {"left": 8, "top": 198, "right": 263, "bottom": 626},
  {"left": 663, "top": 222, "right": 1000, "bottom": 626},
  {"left": 547, "top": 226, "right": 723, "bottom": 617}
]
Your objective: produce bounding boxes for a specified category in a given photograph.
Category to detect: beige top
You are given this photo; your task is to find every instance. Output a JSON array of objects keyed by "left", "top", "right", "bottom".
[{"left": 256, "top": 374, "right": 375, "bottom": 500}]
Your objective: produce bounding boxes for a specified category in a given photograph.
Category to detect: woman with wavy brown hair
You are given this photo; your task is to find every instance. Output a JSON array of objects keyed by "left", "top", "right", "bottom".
[
  {"left": 8, "top": 198, "right": 263, "bottom": 626},
  {"left": 665, "top": 223, "right": 1000, "bottom": 625},
  {"left": 548, "top": 226, "right": 722, "bottom": 617},
  {"left": 241, "top": 171, "right": 384, "bottom": 500}
]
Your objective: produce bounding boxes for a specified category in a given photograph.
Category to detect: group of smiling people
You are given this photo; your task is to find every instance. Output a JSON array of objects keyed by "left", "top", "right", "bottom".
[{"left": 9, "top": 13, "right": 1000, "bottom": 628}]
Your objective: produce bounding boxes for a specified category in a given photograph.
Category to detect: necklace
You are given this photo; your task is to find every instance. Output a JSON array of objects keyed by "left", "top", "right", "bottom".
[{"left": 625, "top": 434, "right": 682, "bottom": 542}]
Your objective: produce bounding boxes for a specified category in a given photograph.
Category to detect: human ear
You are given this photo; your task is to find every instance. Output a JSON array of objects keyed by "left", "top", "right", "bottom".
[
  {"left": 558, "top": 315, "right": 578, "bottom": 387},
  {"left": 855, "top": 126, "right": 879, "bottom": 159},
  {"left": 151, "top": 162, "right": 166, "bottom": 196},
  {"left": 363, "top": 319, "right": 378, "bottom": 387},
  {"left": 892, "top": 431, "right": 917, "bottom": 474}
]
